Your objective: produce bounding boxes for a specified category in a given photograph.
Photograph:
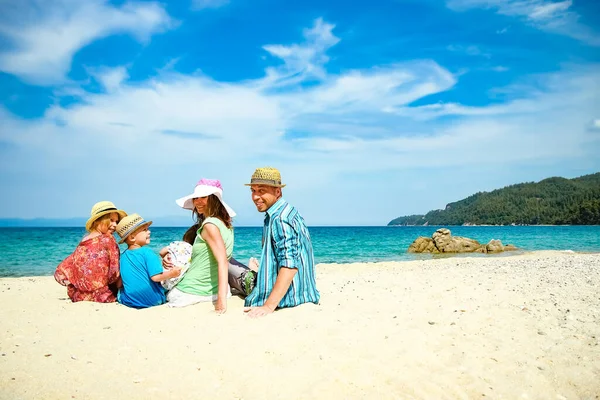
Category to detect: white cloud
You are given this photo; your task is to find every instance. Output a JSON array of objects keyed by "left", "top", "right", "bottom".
[
  {"left": 89, "top": 66, "right": 130, "bottom": 92},
  {"left": 191, "top": 0, "right": 230, "bottom": 10},
  {"left": 387, "top": 66, "right": 600, "bottom": 121},
  {"left": 0, "top": 0, "right": 174, "bottom": 85},
  {"left": 446, "top": 0, "right": 600, "bottom": 45},
  {"left": 527, "top": 0, "right": 571, "bottom": 20},
  {"left": 259, "top": 18, "right": 341, "bottom": 88},
  {"left": 281, "top": 61, "right": 456, "bottom": 127},
  {"left": 0, "top": 18, "right": 598, "bottom": 225}
]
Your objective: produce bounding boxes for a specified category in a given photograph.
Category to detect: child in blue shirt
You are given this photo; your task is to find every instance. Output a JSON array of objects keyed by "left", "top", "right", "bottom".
[{"left": 116, "top": 213, "right": 180, "bottom": 309}]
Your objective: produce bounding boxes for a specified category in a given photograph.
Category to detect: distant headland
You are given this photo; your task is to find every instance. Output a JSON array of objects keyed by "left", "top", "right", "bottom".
[{"left": 388, "top": 172, "right": 600, "bottom": 226}]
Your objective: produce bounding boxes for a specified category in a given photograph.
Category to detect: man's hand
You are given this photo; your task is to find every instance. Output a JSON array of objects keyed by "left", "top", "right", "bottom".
[{"left": 243, "top": 305, "right": 275, "bottom": 318}]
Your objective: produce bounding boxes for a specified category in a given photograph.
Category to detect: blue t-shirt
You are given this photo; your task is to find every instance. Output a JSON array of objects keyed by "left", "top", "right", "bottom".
[{"left": 118, "top": 246, "right": 166, "bottom": 309}]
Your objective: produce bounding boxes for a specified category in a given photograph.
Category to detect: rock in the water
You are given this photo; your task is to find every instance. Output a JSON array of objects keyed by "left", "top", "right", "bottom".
[
  {"left": 407, "top": 228, "right": 518, "bottom": 254},
  {"left": 407, "top": 237, "right": 439, "bottom": 253},
  {"left": 432, "top": 228, "right": 481, "bottom": 253},
  {"left": 486, "top": 239, "right": 505, "bottom": 253}
]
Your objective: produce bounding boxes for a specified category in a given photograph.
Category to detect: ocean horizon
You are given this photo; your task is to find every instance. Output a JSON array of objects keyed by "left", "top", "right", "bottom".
[{"left": 2, "top": 225, "right": 600, "bottom": 278}]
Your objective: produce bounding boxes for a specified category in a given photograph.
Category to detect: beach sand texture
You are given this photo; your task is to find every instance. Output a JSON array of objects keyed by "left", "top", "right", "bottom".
[{"left": 1, "top": 251, "right": 599, "bottom": 400}]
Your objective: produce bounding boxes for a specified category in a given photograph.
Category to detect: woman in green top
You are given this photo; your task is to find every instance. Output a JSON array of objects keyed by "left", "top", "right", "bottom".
[{"left": 165, "top": 179, "right": 236, "bottom": 313}]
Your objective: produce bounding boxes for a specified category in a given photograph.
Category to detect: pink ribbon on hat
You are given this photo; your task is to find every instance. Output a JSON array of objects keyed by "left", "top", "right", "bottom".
[
  {"left": 176, "top": 177, "right": 235, "bottom": 216},
  {"left": 196, "top": 178, "right": 222, "bottom": 190}
]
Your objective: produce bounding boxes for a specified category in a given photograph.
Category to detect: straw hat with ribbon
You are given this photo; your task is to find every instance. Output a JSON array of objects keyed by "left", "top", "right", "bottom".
[
  {"left": 85, "top": 201, "right": 127, "bottom": 232},
  {"left": 116, "top": 213, "right": 152, "bottom": 244},
  {"left": 244, "top": 167, "right": 286, "bottom": 188},
  {"left": 176, "top": 178, "right": 236, "bottom": 217}
]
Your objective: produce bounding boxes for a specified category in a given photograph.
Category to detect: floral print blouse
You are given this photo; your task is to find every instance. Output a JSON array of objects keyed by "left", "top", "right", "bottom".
[{"left": 54, "top": 233, "right": 121, "bottom": 303}]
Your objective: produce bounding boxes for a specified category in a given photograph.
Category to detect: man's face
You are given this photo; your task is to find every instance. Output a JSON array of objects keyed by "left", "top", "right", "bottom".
[{"left": 250, "top": 185, "right": 280, "bottom": 212}]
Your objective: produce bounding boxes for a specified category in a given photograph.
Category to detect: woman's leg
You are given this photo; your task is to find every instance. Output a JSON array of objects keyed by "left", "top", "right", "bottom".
[{"left": 166, "top": 287, "right": 217, "bottom": 307}]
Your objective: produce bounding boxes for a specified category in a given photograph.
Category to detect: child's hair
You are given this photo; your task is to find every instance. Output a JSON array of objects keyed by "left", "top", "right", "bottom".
[
  {"left": 205, "top": 194, "right": 232, "bottom": 228},
  {"left": 90, "top": 213, "right": 118, "bottom": 233},
  {"left": 125, "top": 225, "right": 147, "bottom": 246}
]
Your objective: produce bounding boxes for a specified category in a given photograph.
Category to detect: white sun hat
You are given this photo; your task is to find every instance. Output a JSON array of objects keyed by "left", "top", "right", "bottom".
[{"left": 175, "top": 178, "right": 236, "bottom": 217}]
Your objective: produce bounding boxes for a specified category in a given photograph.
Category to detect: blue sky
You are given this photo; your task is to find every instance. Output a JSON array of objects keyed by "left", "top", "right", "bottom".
[{"left": 0, "top": 0, "right": 599, "bottom": 226}]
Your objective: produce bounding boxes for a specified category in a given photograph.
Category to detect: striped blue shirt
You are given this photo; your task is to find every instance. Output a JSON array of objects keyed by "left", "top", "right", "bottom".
[{"left": 244, "top": 198, "right": 320, "bottom": 308}]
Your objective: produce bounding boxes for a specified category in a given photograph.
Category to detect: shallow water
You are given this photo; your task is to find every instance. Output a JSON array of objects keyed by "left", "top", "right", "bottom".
[{"left": 1, "top": 225, "right": 599, "bottom": 277}]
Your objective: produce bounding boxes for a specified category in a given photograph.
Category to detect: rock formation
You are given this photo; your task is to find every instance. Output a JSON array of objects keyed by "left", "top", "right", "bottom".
[{"left": 407, "top": 228, "right": 518, "bottom": 254}]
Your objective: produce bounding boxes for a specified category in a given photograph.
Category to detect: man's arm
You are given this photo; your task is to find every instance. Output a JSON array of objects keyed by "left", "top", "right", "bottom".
[
  {"left": 244, "top": 216, "right": 299, "bottom": 318},
  {"left": 244, "top": 266, "right": 297, "bottom": 318}
]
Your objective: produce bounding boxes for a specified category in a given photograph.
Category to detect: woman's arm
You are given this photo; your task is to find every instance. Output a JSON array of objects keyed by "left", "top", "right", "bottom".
[{"left": 201, "top": 223, "right": 229, "bottom": 314}]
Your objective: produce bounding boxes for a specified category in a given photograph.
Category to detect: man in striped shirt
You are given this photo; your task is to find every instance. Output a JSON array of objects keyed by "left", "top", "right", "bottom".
[{"left": 243, "top": 167, "right": 320, "bottom": 318}]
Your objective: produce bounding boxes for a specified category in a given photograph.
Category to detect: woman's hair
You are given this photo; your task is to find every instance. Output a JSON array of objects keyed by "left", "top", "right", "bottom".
[
  {"left": 182, "top": 224, "right": 199, "bottom": 245},
  {"left": 205, "top": 194, "right": 232, "bottom": 228},
  {"left": 192, "top": 208, "right": 205, "bottom": 226},
  {"left": 90, "top": 213, "right": 118, "bottom": 233},
  {"left": 182, "top": 207, "right": 206, "bottom": 245},
  {"left": 182, "top": 195, "right": 232, "bottom": 244}
]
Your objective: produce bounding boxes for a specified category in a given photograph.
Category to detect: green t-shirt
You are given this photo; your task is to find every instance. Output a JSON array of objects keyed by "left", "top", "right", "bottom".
[{"left": 175, "top": 217, "right": 233, "bottom": 296}]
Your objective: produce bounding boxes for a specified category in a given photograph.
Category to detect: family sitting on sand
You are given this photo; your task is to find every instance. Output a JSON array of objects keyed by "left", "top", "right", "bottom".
[{"left": 54, "top": 167, "right": 320, "bottom": 318}]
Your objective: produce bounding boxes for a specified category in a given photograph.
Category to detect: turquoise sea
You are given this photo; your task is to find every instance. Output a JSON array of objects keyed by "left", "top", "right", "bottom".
[{"left": 1, "top": 226, "right": 600, "bottom": 277}]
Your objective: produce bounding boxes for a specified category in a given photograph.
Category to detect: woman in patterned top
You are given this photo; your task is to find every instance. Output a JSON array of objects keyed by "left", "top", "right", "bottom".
[{"left": 54, "top": 201, "right": 127, "bottom": 303}]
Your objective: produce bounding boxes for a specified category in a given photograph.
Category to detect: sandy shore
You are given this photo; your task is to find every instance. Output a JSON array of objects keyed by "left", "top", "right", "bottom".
[{"left": 1, "top": 251, "right": 599, "bottom": 399}]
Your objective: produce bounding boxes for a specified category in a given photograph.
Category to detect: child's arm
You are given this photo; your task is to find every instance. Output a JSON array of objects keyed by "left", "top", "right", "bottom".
[
  {"left": 114, "top": 276, "right": 123, "bottom": 289},
  {"left": 54, "top": 255, "right": 73, "bottom": 286},
  {"left": 159, "top": 247, "right": 175, "bottom": 269},
  {"left": 159, "top": 247, "right": 169, "bottom": 258},
  {"left": 146, "top": 249, "right": 179, "bottom": 282},
  {"left": 150, "top": 267, "right": 181, "bottom": 282}
]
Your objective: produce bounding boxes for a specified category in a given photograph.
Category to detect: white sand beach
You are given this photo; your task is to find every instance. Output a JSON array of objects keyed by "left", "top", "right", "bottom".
[{"left": 1, "top": 251, "right": 599, "bottom": 399}]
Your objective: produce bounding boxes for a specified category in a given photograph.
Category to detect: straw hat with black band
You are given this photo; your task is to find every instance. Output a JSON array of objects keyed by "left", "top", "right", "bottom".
[
  {"left": 85, "top": 201, "right": 127, "bottom": 232},
  {"left": 244, "top": 167, "right": 286, "bottom": 188},
  {"left": 116, "top": 213, "right": 152, "bottom": 244}
]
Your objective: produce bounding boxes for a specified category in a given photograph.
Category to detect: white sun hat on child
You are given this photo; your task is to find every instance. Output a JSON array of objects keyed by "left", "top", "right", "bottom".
[{"left": 175, "top": 178, "right": 236, "bottom": 217}]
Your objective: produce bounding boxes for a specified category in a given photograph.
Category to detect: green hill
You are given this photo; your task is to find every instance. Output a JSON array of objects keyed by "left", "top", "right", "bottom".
[{"left": 388, "top": 172, "right": 600, "bottom": 226}]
